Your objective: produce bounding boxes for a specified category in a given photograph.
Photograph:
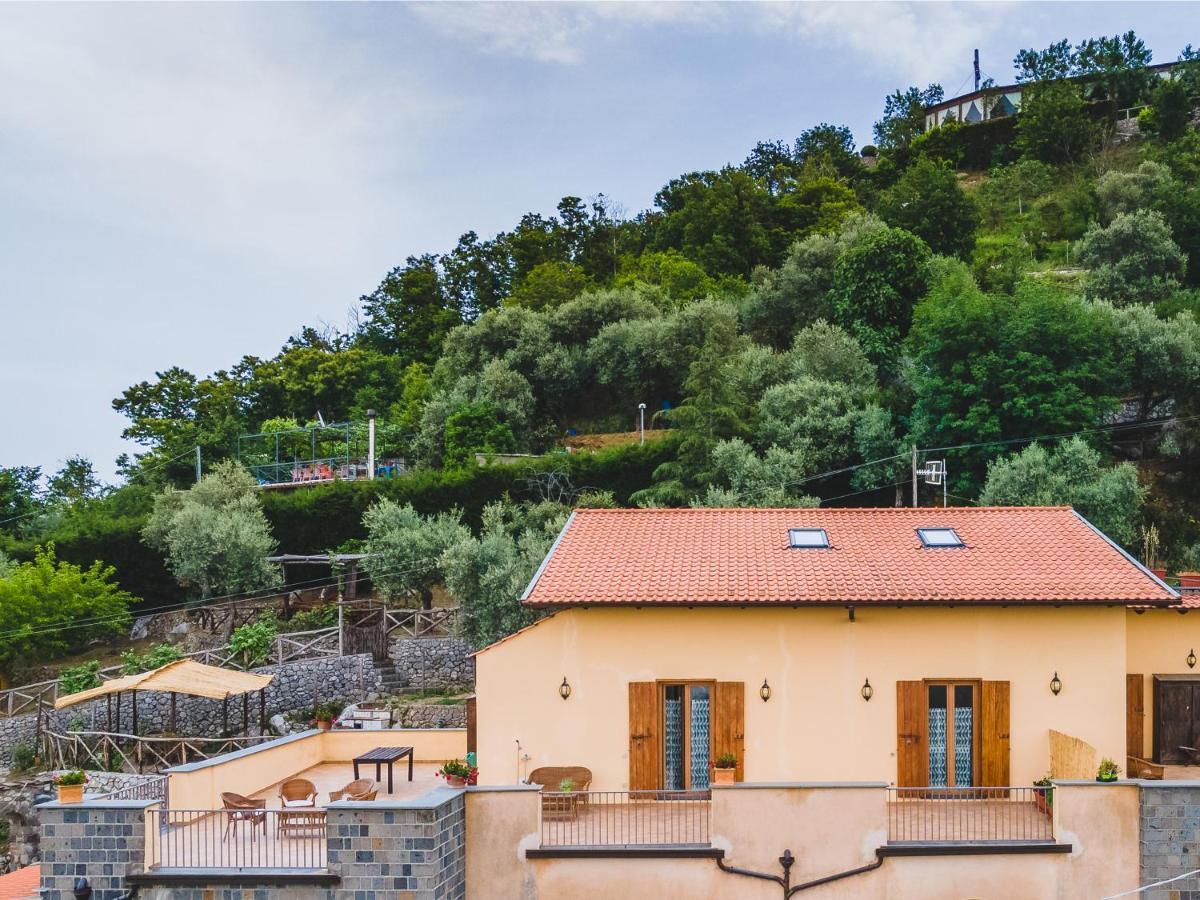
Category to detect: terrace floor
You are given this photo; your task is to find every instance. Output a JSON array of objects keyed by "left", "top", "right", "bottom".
[
  {"left": 887, "top": 798, "right": 1053, "bottom": 843},
  {"left": 249, "top": 761, "right": 445, "bottom": 807}
]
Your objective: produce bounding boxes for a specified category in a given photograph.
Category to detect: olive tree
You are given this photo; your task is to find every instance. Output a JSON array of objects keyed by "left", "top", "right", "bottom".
[{"left": 362, "top": 501, "right": 469, "bottom": 610}]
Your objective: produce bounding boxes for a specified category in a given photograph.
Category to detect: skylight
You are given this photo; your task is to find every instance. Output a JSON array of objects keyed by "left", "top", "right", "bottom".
[
  {"left": 917, "top": 527, "right": 964, "bottom": 548},
  {"left": 788, "top": 528, "right": 829, "bottom": 549}
]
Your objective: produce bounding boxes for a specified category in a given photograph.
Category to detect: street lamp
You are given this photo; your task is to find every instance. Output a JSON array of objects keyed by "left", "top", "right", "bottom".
[{"left": 638, "top": 403, "right": 647, "bottom": 445}]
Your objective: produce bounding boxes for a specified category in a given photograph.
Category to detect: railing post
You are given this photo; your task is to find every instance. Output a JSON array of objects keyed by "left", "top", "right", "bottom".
[{"left": 276, "top": 636, "right": 283, "bottom": 667}]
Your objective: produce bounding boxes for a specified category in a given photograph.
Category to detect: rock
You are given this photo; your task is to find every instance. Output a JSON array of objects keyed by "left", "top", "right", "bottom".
[
  {"left": 169, "top": 621, "right": 191, "bottom": 636},
  {"left": 269, "top": 714, "right": 288, "bottom": 736},
  {"left": 129, "top": 615, "right": 154, "bottom": 641}
]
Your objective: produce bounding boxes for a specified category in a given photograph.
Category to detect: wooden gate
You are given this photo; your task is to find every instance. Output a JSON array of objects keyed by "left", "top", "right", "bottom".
[
  {"left": 342, "top": 603, "right": 389, "bottom": 662},
  {"left": 1154, "top": 675, "right": 1200, "bottom": 764},
  {"left": 1128, "top": 674, "right": 1145, "bottom": 759}
]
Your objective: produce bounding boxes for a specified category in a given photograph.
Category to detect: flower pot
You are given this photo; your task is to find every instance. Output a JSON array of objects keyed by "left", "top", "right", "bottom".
[
  {"left": 444, "top": 774, "right": 467, "bottom": 788},
  {"left": 1034, "top": 787, "right": 1052, "bottom": 815},
  {"left": 712, "top": 768, "right": 736, "bottom": 785},
  {"left": 1180, "top": 572, "right": 1200, "bottom": 589},
  {"left": 57, "top": 784, "right": 84, "bottom": 804},
  {"left": 1151, "top": 567, "right": 1168, "bottom": 581},
  {"left": 316, "top": 718, "right": 332, "bottom": 732},
  {"left": 1097, "top": 775, "right": 1118, "bottom": 783}
]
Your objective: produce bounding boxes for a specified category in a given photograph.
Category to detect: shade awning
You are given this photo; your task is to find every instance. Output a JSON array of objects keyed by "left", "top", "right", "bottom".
[{"left": 54, "top": 658, "right": 273, "bottom": 710}]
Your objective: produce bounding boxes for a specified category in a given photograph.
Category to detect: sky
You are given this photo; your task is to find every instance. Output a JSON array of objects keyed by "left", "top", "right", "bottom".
[{"left": 0, "top": 1, "right": 1194, "bottom": 483}]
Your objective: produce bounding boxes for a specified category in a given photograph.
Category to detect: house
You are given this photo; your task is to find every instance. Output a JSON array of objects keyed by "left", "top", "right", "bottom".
[{"left": 474, "top": 506, "right": 1188, "bottom": 790}]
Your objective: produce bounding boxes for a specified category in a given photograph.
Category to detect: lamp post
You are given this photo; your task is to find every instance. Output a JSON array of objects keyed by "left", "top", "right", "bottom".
[
  {"left": 638, "top": 403, "right": 646, "bottom": 445},
  {"left": 367, "top": 409, "right": 376, "bottom": 480}
]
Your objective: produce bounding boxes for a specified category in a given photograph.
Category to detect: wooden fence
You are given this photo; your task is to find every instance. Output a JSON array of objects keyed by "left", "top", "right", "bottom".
[{"left": 43, "top": 729, "right": 276, "bottom": 774}]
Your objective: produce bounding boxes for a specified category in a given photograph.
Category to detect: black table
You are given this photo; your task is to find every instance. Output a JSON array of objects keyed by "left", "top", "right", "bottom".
[{"left": 353, "top": 745, "right": 414, "bottom": 793}]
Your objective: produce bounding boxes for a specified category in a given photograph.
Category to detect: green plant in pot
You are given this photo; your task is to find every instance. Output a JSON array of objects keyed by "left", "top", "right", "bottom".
[
  {"left": 439, "top": 759, "right": 474, "bottom": 788},
  {"left": 1033, "top": 775, "right": 1054, "bottom": 814},
  {"left": 1097, "top": 758, "right": 1121, "bottom": 783},
  {"left": 53, "top": 770, "right": 88, "bottom": 804},
  {"left": 312, "top": 701, "right": 344, "bottom": 730},
  {"left": 713, "top": 753, "right": 738, "bottom": 785}
]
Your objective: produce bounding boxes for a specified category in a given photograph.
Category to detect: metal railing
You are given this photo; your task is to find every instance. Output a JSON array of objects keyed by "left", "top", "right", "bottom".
[
  {"left": 887, "top": 786, "right": 1054, "bottom": 843},
  {"left": 539, "top": 790, "right": 711, "bottom": 847},
  {"left": 147, "top": 808, "right": 327, "bottom": 870},
  {"left": 98, "top": 774, "right": 168, "bottom": 802}
]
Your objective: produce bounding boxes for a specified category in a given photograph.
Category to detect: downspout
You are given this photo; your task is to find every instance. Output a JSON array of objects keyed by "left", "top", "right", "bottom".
[{"left": 716, "top": 848, "right": 885, "bottom": 897}]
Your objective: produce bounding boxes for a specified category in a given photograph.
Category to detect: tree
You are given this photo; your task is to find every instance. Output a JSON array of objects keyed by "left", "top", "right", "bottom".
[
  {"left": 878, "top": 158, "right": 981, "bottom": 259},
  {"left": 1094, "top": 161, "right": 1177, "bottom": 225},
  {"left": 793, "top": 123, "right": 859, "bottom": 179},
  {"left": 442, "top": 500, "right": 570, "bottom": 647},
  {"left": 907, "top": 264, "right": 1123, "bottom": 489},
  {"left": 830, "top": 226, "right": 932, "bottom": 369},
  {"left": 1098, "top": 302, "right": 1200, "bottom": 420},
  {"left": 142, "top": 460, "right": 281, "bottom": 602},
  {"left": 1141, "top": 77, "right": 1193, "bottom": 142},
  {"left": 46, "top": 457, "right": 103, "bottom": 507},
  {"left": 1015, "top": 82, "right": 1096, "bottom": 165},
  {"left": 443, "top": 402, "right": 518, "bottom": 468},
  {"left": 1078, "top": 209, "right": 1187, "bottom": 304},
  {"left": 873, "top": 84, "right": 944, "bottom": 152},
  {"left": 362, "top": 501, "right": 469, "bottom": 610},
  {"left": 507, "top": 261, "right": 591, "bottom": 311},
  {"left": 359, "top": 254, "right": 464, "bottom": 364},
  {"left": 0, "top": 545, "right": 133, "bottom": 685},
  {"left": 979, "top": 437, "right": 1145, "bottom": 545},
  {"left": 0, "top": 466, "right": 42, "bottom": 534},
  {"left": 693, "top": 439, "right": 817, "bottom": 508}
]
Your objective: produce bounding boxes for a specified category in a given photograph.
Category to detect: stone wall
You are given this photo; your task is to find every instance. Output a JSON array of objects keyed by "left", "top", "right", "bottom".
[
  {"left": 327, "top": 789, "right": 466, "bottom": 898},
  {"left": 388, "top": 702, "right": 468, "bottom": 729},
  {"left": 0, "top": 655, "right": 383, "bottom": 764},
  {"left": 38, "top": 799, "right": 154, "bottom": 900},
  {"left": 389, "top": 637, "right": 474, "bottom": 690},
  {"left": 1140, "top": 783, "right": 1200, "bottom": 893}
]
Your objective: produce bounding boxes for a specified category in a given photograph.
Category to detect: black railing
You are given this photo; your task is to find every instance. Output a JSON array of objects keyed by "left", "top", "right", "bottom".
[
  {"left": 887, "top": 786, "right": 1054, "bottom": 843},
  {"left": 147, "top": 808, "right": 327, "bottom": 870},
  {"left": 539, "top": 790, "right": 710, "bottom": 847}
]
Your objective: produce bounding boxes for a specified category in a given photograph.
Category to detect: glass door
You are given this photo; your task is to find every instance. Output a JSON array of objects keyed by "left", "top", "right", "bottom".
[
  {"left": 927, "top": 682, "right": 976, "bottom": 788},
  {"left": 663, "top": 683, "right": 711, "bottom": 791}
]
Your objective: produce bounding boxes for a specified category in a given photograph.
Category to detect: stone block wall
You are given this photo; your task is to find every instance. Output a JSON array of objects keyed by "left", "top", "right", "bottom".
[
  {"left": 38, "top": 799, "right": 153, "bottom": 900},
  {"left": 1140, "top": 784, "right": 1200, "bottom": 892},
  {"left": 389, "top": 638, "right": 474, "bottom": 691},
  {"left": 327, "top": 789, "right": 466, "bottom": 899}
]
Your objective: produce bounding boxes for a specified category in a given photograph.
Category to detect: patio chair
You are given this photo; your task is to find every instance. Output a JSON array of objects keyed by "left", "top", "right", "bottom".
[
  {"left": 221, "top": 792, "right": 267, "bottom": 841},
  {"left": 329, "top": 778, "right": 378, "bottom": 802},
  {"left": 279, "top": 778, "right": 317, "bottom": 808},
  {"left": 1128, "top": 756, "right": 1165, "bottom": 780}
]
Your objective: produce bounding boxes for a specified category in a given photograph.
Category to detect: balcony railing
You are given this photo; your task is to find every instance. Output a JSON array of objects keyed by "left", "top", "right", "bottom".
[
  {"left": 146, "top": 808, "right": 327, "bottom": 870},
  {"left": 539, "top": 790, "right": 710, "bottom": 848},
  {"left": 887, "top": 786, "right": 1054, "bottom": 843},
  {"left": 98, "top": 775, "right": 168, "bottom": 803}
]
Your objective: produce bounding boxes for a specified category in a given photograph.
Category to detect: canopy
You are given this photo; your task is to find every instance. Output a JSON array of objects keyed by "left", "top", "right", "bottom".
[{"left": 54, "top": 658, "right": 273, "bottom": 710}]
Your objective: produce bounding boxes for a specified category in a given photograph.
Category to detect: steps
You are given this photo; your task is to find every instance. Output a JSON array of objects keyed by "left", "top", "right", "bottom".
[{"left": 374, "top": 660, "right": 408, "bottom": 693}]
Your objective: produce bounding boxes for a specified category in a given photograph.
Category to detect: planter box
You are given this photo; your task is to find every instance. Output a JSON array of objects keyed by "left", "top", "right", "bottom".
[
  {"left": 712, "top": 768, "right": 737, "bottom": 786},
  {"left": 57, "top": 784, "right": 84, "bottom": 804}
]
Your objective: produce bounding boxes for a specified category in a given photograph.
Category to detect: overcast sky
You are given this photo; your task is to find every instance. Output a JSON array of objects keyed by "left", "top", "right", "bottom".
[{"left": 0, "top": 1, "right": 1193, "bottom": 482}]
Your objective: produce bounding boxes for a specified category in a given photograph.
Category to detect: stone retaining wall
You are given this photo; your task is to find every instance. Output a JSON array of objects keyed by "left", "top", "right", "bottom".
[
  {"left": 38, "top": 799, "right": 154, "bottom": 900},
  {"left": 389, "top": 637, "right": 474, "bottom": 690},
  {"left": 1141, "top": 783, "right": 1200, "bottom": 891},
  {"left": 388, "top": 702, "right": 468, "bottom": 729}
]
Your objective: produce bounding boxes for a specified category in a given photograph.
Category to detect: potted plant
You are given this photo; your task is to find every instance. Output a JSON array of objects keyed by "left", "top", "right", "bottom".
[
  {"left": 542, "top": 777, "right": 579, "bottom": 820},
  {"left": 439, "top": 759, "right": 474, "bottom": 789},
  {"left": 1033, "top": 775, "right": 1053, "bottom": 814},
  {"left": 54, "top": 770, "right": 87, "bottom": 804},
  {"left": 712, "top": 753, "right": 738, "bottom": 785},
  {"left": 1097, "top": 758, "right": 1122, "bottom": 783},
  {"left": 313, "top": 701, "right": 344, "bottom": 731}
]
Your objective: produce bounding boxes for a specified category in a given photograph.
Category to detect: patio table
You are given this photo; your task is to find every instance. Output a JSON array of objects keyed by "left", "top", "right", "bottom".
[{"left": 352, "top": 746, "right": 414, "bottom": 793}]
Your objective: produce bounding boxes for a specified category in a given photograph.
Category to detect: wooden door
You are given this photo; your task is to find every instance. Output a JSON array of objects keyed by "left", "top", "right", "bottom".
[
  {"left": 713, "top": 682, "right": 745, "bottom": 782},
  {"left": 465, "top": 696, "right": 477, "bottom": 755},
  {"left": 896, "top": 681, "right": 926, "bottom": 788},
  {"left": 629, "top": 682, "right": 660, "bottom": 791},
  {"left": 1154, "top": 678, "right": 1200, "bottom": 764},
  {"left": 1127, "top": 674, "right": 1145, "bottom": 759},
  {"left": 980, "top": 681, "right": 1011, "bottom": 787}
]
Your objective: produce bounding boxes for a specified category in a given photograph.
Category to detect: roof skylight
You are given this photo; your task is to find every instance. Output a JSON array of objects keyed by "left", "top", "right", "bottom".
[
  {"left": 917, "top": 527, "right": 964, "bottom": 548},
  {"left": 788, "top": 528, "right": 829, "bottom": 549}
]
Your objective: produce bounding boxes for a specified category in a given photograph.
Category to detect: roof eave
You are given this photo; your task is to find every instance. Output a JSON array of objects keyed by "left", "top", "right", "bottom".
[{"left": 522, "top": 597, "right": 1182, "bottom": 610}]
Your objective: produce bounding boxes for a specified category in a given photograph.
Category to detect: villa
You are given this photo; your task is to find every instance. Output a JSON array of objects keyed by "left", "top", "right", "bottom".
[{"left": 36, "top": 506, "right": 1200, "bottom": 899}]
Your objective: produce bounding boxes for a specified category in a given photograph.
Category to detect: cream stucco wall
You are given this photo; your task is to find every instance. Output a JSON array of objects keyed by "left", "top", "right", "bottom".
[
  {"left": 1126, "top": 608, "right": 1200, "bottom": 758},
  {"left": 475, "top": 606, "right": 1127, "bottom": 788}
]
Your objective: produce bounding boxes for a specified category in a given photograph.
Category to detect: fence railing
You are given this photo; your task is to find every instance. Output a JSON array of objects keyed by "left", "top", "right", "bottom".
[
  {"left": 886, "top": 786, "right": 1054, "bottom": 843},
  {"left": 44, "top": 730, "right": 277, "bottom": 774},
  {"left": 147, "top": 808, "right": 327, "bottom": 870},
  {"left": 274, "top": 626, "right": 340, "bottom": 666},
  {"left": 539, "top": 790, "right": 711, "bottom": 848},
  {"left": 98, "top": 774, "right": 168, "bottom": 803},
  {"left": 385, "top": 606, "right": 459, "bottom": 639}
]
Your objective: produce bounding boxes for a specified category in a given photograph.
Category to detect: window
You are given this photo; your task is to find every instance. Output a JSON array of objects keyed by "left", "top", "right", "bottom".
[
  {"left": 917, "top": 527, "right": 964, "bottom": 548},
  {"left": 788, "top": 528, "right": 829, "bottom": 548}
]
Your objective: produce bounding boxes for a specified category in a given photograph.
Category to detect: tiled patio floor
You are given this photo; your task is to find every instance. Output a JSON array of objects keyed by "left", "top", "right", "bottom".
[
  {"left": 249, "top": 761, "right": 444, "bottom": 807},
  {"left": 539, "top": 796, "right": 711, "bottom": 847},
  {"left": 887, "top": 799, "right": 1053, "bottom": 843}
]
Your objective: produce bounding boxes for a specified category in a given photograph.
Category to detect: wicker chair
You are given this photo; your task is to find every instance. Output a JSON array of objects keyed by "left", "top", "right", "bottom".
[
  {"left": 221, "top": 792, "right": 267, "bottom": 841},
  {"left": 279, "top": 778, "right": 317, "bottom": 808},
  {"left": 330, "top": 778, "right": 378, "bottom": 802}
]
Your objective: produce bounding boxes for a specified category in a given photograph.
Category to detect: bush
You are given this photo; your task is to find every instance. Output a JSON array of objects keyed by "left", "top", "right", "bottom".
[
  {"left": 227, "top": 619, "right": 278, "bottom": 667},
  {"left": 909, "top": 117, "right": 1019, "bottom": 170},
  {"left": 9, "top": 741, "right": 35, "bottom": 772},
  {"left": 120, "top": 642, "right": 182, "bottom": 675},
  {"left": 280, "top": 605, "right": 338, "bottom": 632},
  {"left": 58, "top": 662, "right": 102, "bottom": 695}
]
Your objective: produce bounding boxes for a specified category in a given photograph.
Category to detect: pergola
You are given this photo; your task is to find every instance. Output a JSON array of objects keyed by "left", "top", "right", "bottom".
[{"left": 54, "top": 658, "right": 274, "bottom": 737}]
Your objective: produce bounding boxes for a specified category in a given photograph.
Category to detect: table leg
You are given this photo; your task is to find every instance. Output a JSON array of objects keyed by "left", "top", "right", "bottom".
[
  {"left": 388, "top": 761, "right": 394, "bottom": 793},
  {"left": 354, "top": 761, "right": 360, "bottom": 780},
  {"left": 408, "top": 752, "right": 413, "bottom": 782}
]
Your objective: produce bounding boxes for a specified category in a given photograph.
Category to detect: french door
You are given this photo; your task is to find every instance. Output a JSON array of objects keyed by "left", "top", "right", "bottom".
[
  {"left": 662, "top": 682, "right": 712, "bottom": 791},
  {"left": 897, "top": 679, "right": 1008, "bottom": 789},
  {"left": 927, "top": 681, "right": 977, "bottom": 788}
]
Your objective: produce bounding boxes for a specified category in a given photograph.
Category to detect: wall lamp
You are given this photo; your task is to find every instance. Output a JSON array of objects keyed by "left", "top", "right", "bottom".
[
  {"left": 1189, "top": 649, "right": 1197, "bottom": 670},
  {"left": 861, "top": 678, "right": 873, "bottom": 702},
  {"left": 1050, "top": 672, "right": 1063, "bottom": 696},
  {"left": 559, "top": 677, "right": 571, "bottom": 700},
  {"left": 759, "top": 679, "right": 772, "bottom": 702}
]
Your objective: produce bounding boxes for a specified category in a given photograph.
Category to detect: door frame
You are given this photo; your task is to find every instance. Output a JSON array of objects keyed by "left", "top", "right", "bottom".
[
  {"left": 1152, "top": 674, "right": 1200, "bottom": 763},
  {"left": 657, "top": 679, "right": 716, "bottom": 792},
  {"left": 923, "top": 678, "right": 983, "bottom": 789}
]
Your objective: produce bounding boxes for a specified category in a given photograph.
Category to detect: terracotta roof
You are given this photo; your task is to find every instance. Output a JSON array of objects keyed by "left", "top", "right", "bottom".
[
  {"left": 521, "top": 507, "right": 1178, "bottom": 608},
  {"left": 0, "top": 865, "right": 39, "bottom": 900}
]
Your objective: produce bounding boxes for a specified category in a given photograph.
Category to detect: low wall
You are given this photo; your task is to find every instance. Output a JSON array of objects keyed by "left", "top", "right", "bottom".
[
  {"left": 464, "top": 786, "right": 540, "bottom": 898},
  {"left": 164, "top": 728, "right": 468, "bottom": 809},
  {"left": 390, "top": 637, "right": 474, "bottom": 690},
  {"left": 38, "top": 798, "right": 156, "bottom": 900},
  {"left": 1140, "top": 781, "right": 1200, "bottom": 889}
]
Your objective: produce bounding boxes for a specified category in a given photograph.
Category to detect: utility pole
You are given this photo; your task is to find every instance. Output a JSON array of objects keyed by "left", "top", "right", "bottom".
[
  {"left": 911, "top": 445, "right": 918, "bottom": 508},
  {"left": 195, "top": 446, "right": 201, "bottom": 483},
  {"left": 974, "top": 48, "right": 981, "bottom": 92}
]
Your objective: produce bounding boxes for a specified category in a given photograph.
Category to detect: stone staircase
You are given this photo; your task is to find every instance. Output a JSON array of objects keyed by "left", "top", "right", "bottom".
[{"left": 374, "top": 659, "right": 408, "bottom": 694}]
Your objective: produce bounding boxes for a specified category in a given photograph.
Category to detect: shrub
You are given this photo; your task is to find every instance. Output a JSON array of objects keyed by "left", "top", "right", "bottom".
[
  {"left": 227, "top": 619, "right": 278, "bottom": 668},
  {"left": 53, "top": 770, "right": 87, "bottom": 786},
  {"left": 280, "top": 605, "right": 338, "bottom": 632},
  {"left": 120, "top": 642, "right": 182, "bottom": 675},
  {"left": 9, "top": 742, "right": 35, "bottom": 772},
  {"left": 58, "top": 662, "right": 102, "bottom": 695}
]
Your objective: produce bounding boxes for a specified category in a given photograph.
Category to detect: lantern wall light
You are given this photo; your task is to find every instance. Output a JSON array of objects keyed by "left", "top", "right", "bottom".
[
  {"left": 1050, "top": 672, "right": 1063, "bottom": 696},
  {"left": 559, "top": 677, "right": 571, "bottom": 700},
  {"left": 1189, "top": 649, "right": 1197, "bottom": 669},
  {"left": 759, "top": 679, "right": 772, "bottom": 702},
  {"left": 861, "top": 678, "right": 873, "bottom": 702}
]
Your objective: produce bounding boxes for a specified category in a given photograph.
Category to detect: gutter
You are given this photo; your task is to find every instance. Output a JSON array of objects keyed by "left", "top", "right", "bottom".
[{"left": 715, "top": 848, "right": 884, "bottom": 897}]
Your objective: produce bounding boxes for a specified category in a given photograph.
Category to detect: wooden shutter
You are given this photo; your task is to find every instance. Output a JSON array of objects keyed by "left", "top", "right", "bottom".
[
  {"left": 465, "top": 696, "right": 477, "bottom": 754},
  {"left": 629, "top": 682, "right": 660, "bottom": 791},
  {"left": 896, "top": 681, "right": 926, "bottom": 788},
  {"left": 1127, "top": 674, "right": 1144, "bottom": 759},
  {"left": 980, "top": 680, "right": 1011, "bottom": 787},
  {"left": 713, "top": 682, "right": 746, "bottom": 782}
]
